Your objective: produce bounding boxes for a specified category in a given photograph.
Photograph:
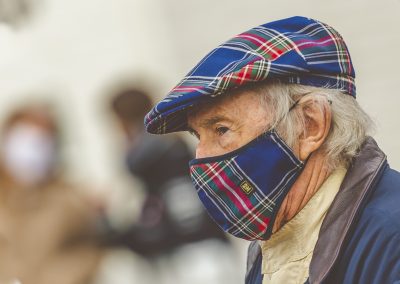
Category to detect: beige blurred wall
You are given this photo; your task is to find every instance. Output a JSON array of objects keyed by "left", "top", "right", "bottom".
[
  {"left": 0, "top": 0, "right": 399, "bottom": 186},
  {"left": 0, "top": 0, "right": 180, "bottom": 188}
]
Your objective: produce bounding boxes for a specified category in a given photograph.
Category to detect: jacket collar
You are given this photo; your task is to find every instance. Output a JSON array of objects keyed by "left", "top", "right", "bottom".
[{"left": 309, "top": 137, "right": 387, "bottom": 284}]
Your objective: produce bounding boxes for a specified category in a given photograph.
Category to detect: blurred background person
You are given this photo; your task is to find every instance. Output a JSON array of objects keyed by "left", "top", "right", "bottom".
[
  {"left": 0, "top": 104, "right": 104, "bottom": 284},
  {"left": 100, "top": 87, "right": 239, "bottom": 284}
]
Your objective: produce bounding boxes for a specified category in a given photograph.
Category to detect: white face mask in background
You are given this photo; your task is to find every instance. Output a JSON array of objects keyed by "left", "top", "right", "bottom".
[{"left": 1, "top": 123, "right": 57, "bottom": 187}]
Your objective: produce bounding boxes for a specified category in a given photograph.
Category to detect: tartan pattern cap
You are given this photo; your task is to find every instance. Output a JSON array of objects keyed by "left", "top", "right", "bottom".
[{"left": 145, "top": 16, "right": 355, "bottom": 134}]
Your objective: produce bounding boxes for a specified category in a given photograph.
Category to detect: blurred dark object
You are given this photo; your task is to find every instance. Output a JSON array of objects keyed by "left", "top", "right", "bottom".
[
  {"left": 126, "top": 130, "right": 192, "bottom": 193},
  {"left": 109, "top": 88, "right": 228, "bottom": 257},
  {"left": 0, "top": 0, "right": 40, "bottom": 27},
  {"left": 0, "top": 104, "right": 103, "bottom": 284}
]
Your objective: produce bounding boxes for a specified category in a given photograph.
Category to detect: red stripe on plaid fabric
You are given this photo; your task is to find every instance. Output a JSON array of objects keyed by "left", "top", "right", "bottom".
[
  {"left": 202, "top": 162, "right": 270, "bottom": 231},
  {"left": 197, "top": 162, "right": 255, "bottom": 217},
  {"left": 236, "top": 65, "right": 251, "bottom": 85},
  {"left": 318, "top": 23, "right": 352, "bottom": 78},
  {"left": 254, "top": 216, "right": 270, "bottom": 234},
  {"left": 294, "top": 35, "right": 336, "bottom": 50},
  {"left": 212, "top": 162, "right": 259, "bottom": 213},
  {"left": 239, "top": 33, "right": 291, "bottom": 60},
  {"left": 194, "top": 164, "right": 274, "bottom": 240},
  {"left": 199, "top": 162, "right": 260, "bottom": 218},
  {"left": 218, "top": 61, "right": 267, "bottom": 91},
  {"left": 230, "top": 206, "right": 271, "bottom": 238}
]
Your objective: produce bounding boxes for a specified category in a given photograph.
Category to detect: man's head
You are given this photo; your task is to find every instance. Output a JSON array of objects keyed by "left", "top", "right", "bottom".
[
  {"left": 145, "top": 16, "right": 356, "bottom": 136},
  {"left": 144, "top": 16, "right": 373, "bottom": 239}
]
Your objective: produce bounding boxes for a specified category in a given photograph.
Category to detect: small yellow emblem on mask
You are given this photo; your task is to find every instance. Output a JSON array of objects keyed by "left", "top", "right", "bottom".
[{"left": 240, "top": 180, "right": 254, "bottom": 195}]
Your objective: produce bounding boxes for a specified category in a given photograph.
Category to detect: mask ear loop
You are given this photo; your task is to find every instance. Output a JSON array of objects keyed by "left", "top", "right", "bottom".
[
  {"left": 272, "top": 92, "right": 332, "bottom": 141},
  {"left": 274, "top": 92, "right": 312, "bottom": 128},
  {"left": 288, "top": 98, "right": 301, "bottom": 112},
  {"left": 287, "top": 93, "right": 333, "bottom": 116}
]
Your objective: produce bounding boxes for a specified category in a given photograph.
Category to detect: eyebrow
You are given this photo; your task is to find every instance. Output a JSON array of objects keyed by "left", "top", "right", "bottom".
[
  {"left": 187, "top": 114, "right": 232, "bottom": 133},
  {"left": 199, "top": 115, "right": 232, "bottom": 128}
]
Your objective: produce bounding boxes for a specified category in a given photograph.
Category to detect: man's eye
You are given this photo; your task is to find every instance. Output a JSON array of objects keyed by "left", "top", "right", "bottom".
[{"left": 216, "top": 126, "right": 229, "bottom": 136}]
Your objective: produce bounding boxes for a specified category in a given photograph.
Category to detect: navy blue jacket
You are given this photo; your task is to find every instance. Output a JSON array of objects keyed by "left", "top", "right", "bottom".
[{"left": 246, "top": 138, "right": 400, "bottom": 284}]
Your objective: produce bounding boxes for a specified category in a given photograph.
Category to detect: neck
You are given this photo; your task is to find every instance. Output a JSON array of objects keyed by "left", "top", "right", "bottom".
[{"left": 272, "top": 150, "right": 331, "bottom": 233}]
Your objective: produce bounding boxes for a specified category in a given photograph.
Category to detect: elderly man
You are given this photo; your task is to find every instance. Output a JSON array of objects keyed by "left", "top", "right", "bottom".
[{"left": 144, "top": 16, "right": 400, "bottom": 284}]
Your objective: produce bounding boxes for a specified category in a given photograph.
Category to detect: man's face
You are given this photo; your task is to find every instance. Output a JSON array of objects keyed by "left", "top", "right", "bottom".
[{"left": 187, "top": 89, "right": 272, "bottom": 159}]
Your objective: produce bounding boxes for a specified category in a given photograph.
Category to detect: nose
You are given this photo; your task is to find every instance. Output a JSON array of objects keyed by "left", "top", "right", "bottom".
[
  {"left": 195, "top": 138, "right": 216, "bottom": 159},
  {"left": 195, "top": 138, "right": 222, "bottom": 159},
  {"left": 195, "top": 142, "right": 207, "bottom": 159}
]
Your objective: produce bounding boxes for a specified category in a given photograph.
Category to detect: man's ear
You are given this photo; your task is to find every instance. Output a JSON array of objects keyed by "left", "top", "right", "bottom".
[{"left": 298, "top": 97, "right": 332, "bottom": 161}]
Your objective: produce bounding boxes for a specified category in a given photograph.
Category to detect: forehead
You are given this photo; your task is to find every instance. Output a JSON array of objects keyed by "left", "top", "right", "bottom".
[{"left": 187, "top": 89, "right": 267, "bottom": 128}]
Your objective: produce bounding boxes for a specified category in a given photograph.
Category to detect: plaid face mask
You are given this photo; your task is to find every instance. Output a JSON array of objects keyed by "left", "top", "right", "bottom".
[{"left": 189, "top": 130, "right": 304, "bottom": 240}]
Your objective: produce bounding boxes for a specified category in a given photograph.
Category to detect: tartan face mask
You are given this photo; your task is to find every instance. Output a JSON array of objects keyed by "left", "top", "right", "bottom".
[{"left": 189, "top": 130, "right": 304, "bottom": 240}]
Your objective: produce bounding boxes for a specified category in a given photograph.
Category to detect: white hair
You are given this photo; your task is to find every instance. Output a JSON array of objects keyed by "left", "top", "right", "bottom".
[{"left": 242, "top": 81, "right": 375, "bottom": 170}]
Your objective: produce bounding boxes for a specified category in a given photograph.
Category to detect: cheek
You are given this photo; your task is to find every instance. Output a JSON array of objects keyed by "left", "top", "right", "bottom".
[
  {"left": 234, "top": 121, "right": 268, "bottom": 147},
  {"left": 240, "top": 109, "right": 269, "bottom": 138},
  {"left": 218, "top": 132, "right": 240, "bottom": 151},
  {"left": 196, "top": 134, "right": 237, "bottom": 158},
  {"left": 218, "top": 130, "right": 253, "bottom": 153}
]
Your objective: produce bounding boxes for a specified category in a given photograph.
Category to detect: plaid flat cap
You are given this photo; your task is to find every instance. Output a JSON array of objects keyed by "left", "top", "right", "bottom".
[{"left": 145, "top": 16, "right": 355, "bottom": 134}]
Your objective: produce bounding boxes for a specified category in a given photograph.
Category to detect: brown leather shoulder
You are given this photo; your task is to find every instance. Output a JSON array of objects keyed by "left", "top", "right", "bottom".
[{"left": 309, "top": 137, "right": 387, "bottom": 284}]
